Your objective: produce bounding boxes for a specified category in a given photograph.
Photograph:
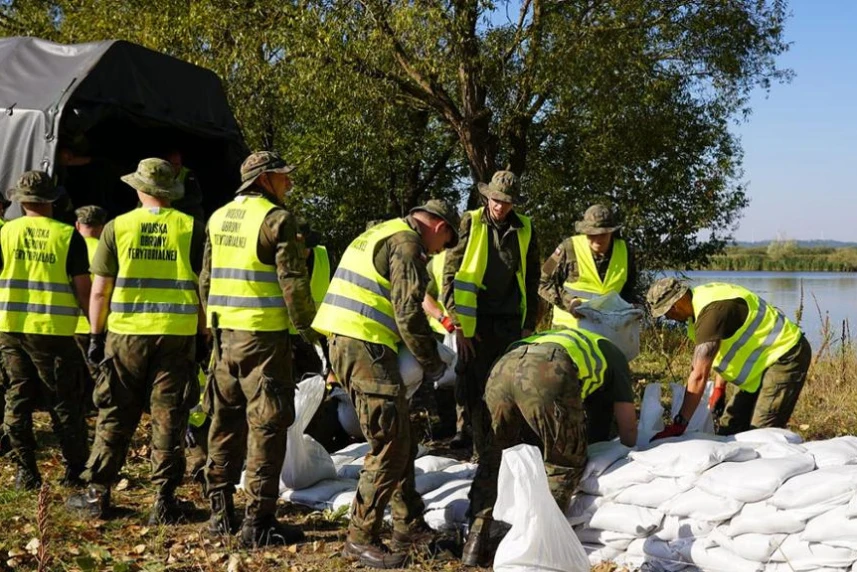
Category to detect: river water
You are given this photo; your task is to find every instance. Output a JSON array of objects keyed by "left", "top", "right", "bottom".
[{"left": 661, "top": 271, "right": 857, "bottom": 349}]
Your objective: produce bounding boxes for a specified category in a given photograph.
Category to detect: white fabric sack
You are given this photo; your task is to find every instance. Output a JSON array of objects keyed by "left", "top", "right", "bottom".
[
  {"left": 574, "top": 527, "right": 636, "bottom": 550},
  {"left": 574, "top": 292, "right": 643, "bottom": 360},
  {"left": 766, "top": 564, "right": 850, "bottom": 572},
  {"left": 613, "top": 475, "right": 696, "bottom": 508},
  {"left": 803, "top": 506, "right": 857, "bottom": 545},
  {"left": 565, "top": 494, "right": 604, "bottom": 526},
  {"left": 769, "top": 533, "right": 857, "bottom": 569},
  {"left": 770, "top": 465, "right": 857, "bottom": 510},
  {"left": 492, "top": 444, "right": 589, "bottom": 572},
  {"left": 636, "top": 537, "right": 690, "bottom": 570},
  {"left": 849, "top": 493, "right": 857, "bottom": 518},
  {"left": 728, "top": 427, "right": 803, "bottom": 445},
  {"left": 329, "top": 386, "right": 363, "bottom": 440},
  {"left": 803, "top": 437, "right": 857, "bottom": 468},
  {"left": 587, "top": 502, "right": 664, "bottom": 537},
  {"left": 660, "top": 487, "right": 745, "bottom": 522},
  {"left": 679, "top": 539, "right": 763, "bottom": 572},
  {"left": 708, "top": 526, "right": 787, "bottom": 562},
  {"left": 695, "top": 453, "right": 816, "bottom": 503},
  {"left": 280, "top": 375, "right": 337, "bottom": 490},
  {"left": 653, "top": 515, "right": 718, "bottom": 541},
  {"left": 629, "top": 438, "right": 758, "bottom": 477},
  {"left": 398, "top": 341, "right": 455, "bottom": 397},
  {"left": 670, "top": 381, "right": 716, "bottom": 434},
  {"left": 330, "top": 442, "right": 370, "bottom": 468},
  {"left": 582, "top": 440, "right": 631, "bottom": 481},
  {"left": 434, "top": 334, "right": 458, "bottom": 389},
  {"left": 282, "top": 478, "right": 355, "bottom": 509},
  {"left": 755, "top": 441, "right": 808, "bottom": 458},
  {"left": 636, "top": 383, "right": 665, "bottom": 447},
  {"left": 728, "top": 501, "right": 806, "bottom": 536},
  {"left": 577, "top": 457, "right": 655, "bottom": 496}
]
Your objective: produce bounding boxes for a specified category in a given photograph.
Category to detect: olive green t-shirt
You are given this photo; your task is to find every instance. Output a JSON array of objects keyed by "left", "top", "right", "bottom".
[
  {"left": 597, "top": 339, "right": 635, "bottom": 404},
  {"left": 693, "top": 298, "right": 749, "bottom": 344}
]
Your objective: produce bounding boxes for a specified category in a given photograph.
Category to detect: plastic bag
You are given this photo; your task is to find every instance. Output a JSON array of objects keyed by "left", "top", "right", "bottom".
[
  {"left": 575, "top": 292, "right": 644, "bottom": 360},
  {"left": 280, "top": 375, "right": 337, "bottom": 490},
  {"left": 670, "top": 381, "right": 716, "bottom": 434},
  {"left": 493, "top": 444, "right": 590, "bottom": 571}
]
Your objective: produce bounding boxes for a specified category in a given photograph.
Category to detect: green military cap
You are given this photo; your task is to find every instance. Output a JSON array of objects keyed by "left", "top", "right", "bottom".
[
  {"left": 646, "top": 277, "right": 690, "bottom": 318},
  {"left": 237, "top": 150, "right": 295, "bottom": 194},
  {"left": 477, "top": 170, "right": 519, "bottom": 204},
  {"left": 576, "top": 204, "right": 621, "bottom": 235},
  {"left": 10, "top": 171, "right": 60, "bottom": 203},
  {"left": 121, "top": 158, "right": 184, "bottom": 199},
  {"left": 410, "top": 199, "right": 461, "bottom": 247},
  {"left": 75, "top": 205, "right": 108, "bottom": 226}
]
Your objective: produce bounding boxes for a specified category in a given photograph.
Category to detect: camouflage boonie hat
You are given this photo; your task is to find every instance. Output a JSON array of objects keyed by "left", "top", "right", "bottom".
[
  {"left": 410, "top": 199, "right": 461, "bottom": 247},
  {"left": 237, "top": 151, "right": 295, "bottom": 194},
  {"left": 121, "top": 158, "right": 184, "bottom": 199},
  {"left": 10, "top": 171, "right": 60, "bottom": 203},
  {"left": 646, "top": 277, "right": 690, "bottom": 318},
  {"left": 576, "top": 204, "right": 621, "bottom": 235},
  {"left": 477, "top": 170, "right": 519, "bottom": 204},
  {"left": 75, "top": 205, "right": 108, "bottom": 226}
]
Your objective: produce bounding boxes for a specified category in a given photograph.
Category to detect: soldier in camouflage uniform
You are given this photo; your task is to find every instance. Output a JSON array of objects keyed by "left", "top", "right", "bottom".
[
  {"left": 200, "top": 151, "right": 319, "bottom": 548},
  {"left": 313, "top": 200, "right": 458, "bottom": 569},
  {"left": 66, "top": 159, "right": 206, "bottom": 524},
  {"left": 462, "top": 329, "right": 638, "bottom": 567},
  {"left": 0, "top": 172, "right": 92, "bottom": 489}
]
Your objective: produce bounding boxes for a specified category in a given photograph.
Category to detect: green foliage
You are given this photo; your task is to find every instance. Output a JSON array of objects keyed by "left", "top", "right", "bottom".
[
  {"left": 704, "top": 245, "right": 857, "bottom": 272},
  {"left": 1, "top": 0, "right": 791, "bottom": 264}
]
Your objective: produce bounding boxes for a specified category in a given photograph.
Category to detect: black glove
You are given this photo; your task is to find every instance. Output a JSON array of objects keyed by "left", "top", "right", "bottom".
[
  {"left": 87, "top": 333, "right": 106, "bottom": 365},
  {"left": 195, "top": 333, "right": 211, "bottom": 366}
]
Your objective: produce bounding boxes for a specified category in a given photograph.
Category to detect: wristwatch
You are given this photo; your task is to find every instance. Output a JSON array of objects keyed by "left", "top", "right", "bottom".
[{"left": 673, "top": 413, "right": 688, "bottom": 426}]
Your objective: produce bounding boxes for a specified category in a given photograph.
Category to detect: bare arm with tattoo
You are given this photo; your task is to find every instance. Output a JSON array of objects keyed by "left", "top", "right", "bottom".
[{"left": 677, "top": 341, "right": 719, "bottom": 423}]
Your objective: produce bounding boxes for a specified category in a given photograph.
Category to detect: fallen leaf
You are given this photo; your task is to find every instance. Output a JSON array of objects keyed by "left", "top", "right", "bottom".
[
  {"left": 138, "top": 527, "right": 150, "bottom": 537},
  {"left": 799, "top": 424, "right": 810, "bottom": 431},
  {"left": 22, "top": 524, "right": 35, "bottom": 534},
  {"left": 133, "top": 544, "right": 147, "bottom": 555},
  {"left": 312, "top": 540, "right": 326, "bottom": 553},
  {"left": 209, "top": 553, "right": 226, "bottom": 563},
  {"left": 115, "top": 478, "right": 129, "bottom": 491},
  {"left": 25, "top": 538, "right": 40, "bottom": 555},
  {"left": 7, "top": 549, "right": 25, "bottom": 558},
  {"left": 6, "top": 558, "right": 20, "bottom": 568},
  {"left": 68, "top": 546, "right": 81, "bottom": 556},
  {"left": 227, "top": 554, "right": 245, "bottom": 572},
  {"left": 287, "top": 544, "right": 298, "bottom": 554}
]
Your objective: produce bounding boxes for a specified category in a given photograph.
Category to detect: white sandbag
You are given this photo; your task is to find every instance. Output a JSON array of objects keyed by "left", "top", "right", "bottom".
[
  {"left": 633, "top": 536, "right": 689, "bottom": 569},
  {"left": 636, "top": 383, "right": 665, "bottom": 446},
  {"left": 660, "top": 487, "right": 745, "bottom": 522},
  {"left": 803, "top": 506, "right": 857, "bottom": 545},
  {"left": 727, "top": 501, "right": 806, "bottom": 536},
  {"left": 422, "top": 478, "right": 471, "bottom": 512},
  {"left": 708, "top": 526, "right": 786, "bottom": 562},
  {"left": 769, "top": 533, "right": 857, "bottom": 570},
  {"left": 612, "top": 475, "right": 696, "bottom": 508},
  {"left": 804, "top": 437, "right": 857, "bottom": 468},
  {"left": 330, "top": 386, "right": 363, "bottom": 440},
  {"left": 577, "top": 457, "right": 655, "bottom": 496},
  {"left": 574, "top": 527, "right": 636, "bottom": 550},
  {"left": 336, "top": 457, "right": 365, "bottom": 480},
  {"left": 414, "top": 455, "right": 459, "bottom": 474},
  {"left": 679, "top": 539, "right": 763, "bottom": 572},
  {"left": 755, "top": 441, "right": 808, "bottom": 458},
  {"left": 770, "top": 466, "right": 857, "bottom": 510},
  {"left": 587, "top": 502, "right": 664, "bottom": 537},
  {"left": 575, "top": 292, "right": 643, "bottom": 361},
  {"left": 565, "top": 494, "right": 604, "bottom": 526},
  {"left": 766, "top": 564, "right": 849, "bottom": 572},
  {"left": 433, "top": 335, "right": 458, "bottom": 389},
  {"left": 493, "top": 444, "right": 589, "bottom": 571},
  {"left": 849, "top": 493, "right": 857, "bottom": 518},
  {"left": 695, "top": 453, "right": 816, "bottom": 503},
  {"left": 331, "top": 489, "right": 355, "bottom": 511},
  {"left": 424, "top": 506, "right": 468, "bottom": 531},
  {"left": 282, "top": 478, "right": 355, "bottom": 509},
  {"left": 728, "top": 427, "right": 803, "bottom": 444},
  {"left": 629, "top": 438, "right": 758, "bottom": 477},
  {"left": 654, "top": 515, "right": 718, "bottom": 541},
  {"left": 281, "top": 375, "right": 337, "bottom": 490},
  {"left": 582, "top": 440, "right": 631, "bottom": 481},
  {"left": 398, "top": 341, "right": 455, "bottom": 397},
  {"left": 670, "top": 381, "right": 715, "bottom": 434}
]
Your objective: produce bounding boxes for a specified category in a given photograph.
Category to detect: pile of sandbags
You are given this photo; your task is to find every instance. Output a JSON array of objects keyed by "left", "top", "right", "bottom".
[{"left": 570, "top": 383, "right": 857, "bottom": 571}]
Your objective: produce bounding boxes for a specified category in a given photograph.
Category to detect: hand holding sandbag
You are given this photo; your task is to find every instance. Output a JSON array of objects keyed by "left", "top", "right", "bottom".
[
  {"left": 709, "top": 385, "right": 726, "bottom": 418},
  {"left": 650, "top": 422, "right": 687, "bottom": 442}
]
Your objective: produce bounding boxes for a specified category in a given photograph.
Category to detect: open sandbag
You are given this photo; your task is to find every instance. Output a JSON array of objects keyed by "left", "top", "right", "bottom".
[{"left": 281, "top": 375, "right": 337, "bottom": 490}]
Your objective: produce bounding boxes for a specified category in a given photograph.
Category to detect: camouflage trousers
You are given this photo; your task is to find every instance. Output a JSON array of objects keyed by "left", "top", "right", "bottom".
[
  {"left": 469, "top": 342, "right": 588, "bottom": 527},
  {"left": 719, "top": 335, "right": 812, "bottom": 435},
  {"left": 81, "top": 333, "right": 194, "bottom": 495},
  {"left": 0, "top": 332, "right": 89, "bottom": 471},
  {"left": 329, "top": 335, "right": 424, "bottom": 545},
  {"left": 204, "top": 330, "right": 294, "bottom": 520},
  {"left": 74, "top": 334, "right": 100, "bottom": 412},
  {"left": 456, "top": 316, "right": 522, "bottom": 459}
]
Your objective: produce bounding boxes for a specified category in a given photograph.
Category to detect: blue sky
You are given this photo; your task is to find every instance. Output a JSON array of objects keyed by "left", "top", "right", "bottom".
[{"left": 733, "top": 2, "right": 857, "bottom": 242}]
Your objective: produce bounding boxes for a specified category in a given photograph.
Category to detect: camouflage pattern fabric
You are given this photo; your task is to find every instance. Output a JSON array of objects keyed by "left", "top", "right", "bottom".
[
  {"left": 81, "top": 333, "right": 194, "bottom": 495},
  {"left": 74, "top": 334, "right": 99, "bottom": 412},
  {"left": 204, "top": 330, "right": 294, "bottom": 520},
  {"left": 468, "top": 342, "right": 588, "bottom": 526},
  {"left": 329, "top": 334, "right": 425, "bottom": 545},
  {"left": 0, "top": 332, "right": 88, "bottom": 472}
]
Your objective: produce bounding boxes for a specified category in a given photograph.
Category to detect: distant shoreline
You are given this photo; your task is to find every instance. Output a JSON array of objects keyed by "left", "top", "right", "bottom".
[{"left": 698, "top": 244, "right": 857, "bottom": 272}]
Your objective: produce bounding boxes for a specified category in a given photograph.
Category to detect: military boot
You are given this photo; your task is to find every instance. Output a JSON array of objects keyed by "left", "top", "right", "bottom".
[
  {"left": 342, "top": 539, "right": 409, "bottom": 569},
  {"left": 461, "top": 519, "right": 493, "bottom": 568},
  {"left": 207, "top": 490, "right": 237, "bottom": 535},
  {"left": 14, "top": 452, "right": 42, "bottom": 491},
  {"left": 240, "top": 514, "right": 305, "bottom": 548},
  {"left": 60, "top": 465, "right": 85, "bottom": 488},
  {"left": 148, "top": 493, "right": 190, "bottom": 526},
  {"left": 66, "top": 485, "right": 110, "bottom": 519},
  {"left": 0, "top": 429, "right": 10, "bottom": 458}
]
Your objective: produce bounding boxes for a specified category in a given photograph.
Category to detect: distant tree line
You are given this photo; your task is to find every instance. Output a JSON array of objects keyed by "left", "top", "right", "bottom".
[{"left": 703, "top": 241, "right": 857, "bottom": 272}]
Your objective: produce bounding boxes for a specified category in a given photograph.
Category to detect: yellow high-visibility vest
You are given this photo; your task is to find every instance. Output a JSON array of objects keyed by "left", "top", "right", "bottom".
[
  {"left": 288, "top": 245, "right": 330, "bottom": 335},
  {"left": 522, "top": 328, "right": 609, "bottom": 399},
  {"left": 75, "top": 236, "right": 100, "bottom": 335},
  {"left": 453, "top": 207, "right": 532, "bottom": 337},
  {"left": 207, "top": 195, "right": 290, "bottom": 332},
  {"left": 553, "top": 235, "right": 628, "bottom": 328},
  {"left": 427, "top": 251, "right": 449, "bottom": 335},
  {"left": 688, "top": 283, "right": 803, "bottom": 393},
  {"left": 312, "top": 218, "right": 414, "bottom": 351},
  {"left": 0, "top": 216, "right": 80, "bottom": 335},
  {"left": 108, "top": 208, "right": 199, "bottom": 335}
]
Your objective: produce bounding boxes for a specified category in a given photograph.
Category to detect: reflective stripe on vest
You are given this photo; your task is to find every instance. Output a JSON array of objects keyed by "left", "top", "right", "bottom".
[
  {"left": 289, "top": 245, "right": 331, "bottom": 335},
  {"left": 687, "top": 283, "right": 803, "bottom": 392},
  {"left": 75, "top": 236, "right": 100, "bottom": 334},
  {"left": 453, "top": 207, "right": 532, "bottom": 337},
  {"left": 108, "top": 208, "right": 199, "bottom": 335},
  {"left": 0, "top": 217, "right": 80, "bottom": 335},
  {"left": 553, "top": 236, "right": 628, "bottom": 328},
  {"left": 427, "top": 250, "right": 449, "bottom": 335},
  {"left": 312, "top": 218, "right": 413, "bottom": 351},
  {"left": 207, "top": 196, "right": 290, "bottom": 332},
  {"left": 522, "top": 328, "right": 609, "bottom": 399}
]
